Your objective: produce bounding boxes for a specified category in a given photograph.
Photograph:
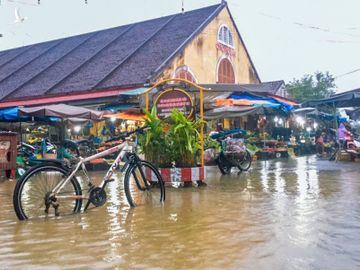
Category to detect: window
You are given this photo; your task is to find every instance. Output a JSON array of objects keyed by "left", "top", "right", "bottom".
[
  {"left": 174, "top": 66, "right": 197, "bottom": 83},
  {"left": 218, "top": 25, "right": 234, "bottom": 47},
  {"left": 217, "top": 58, "right": 235, "bottom": 83}
]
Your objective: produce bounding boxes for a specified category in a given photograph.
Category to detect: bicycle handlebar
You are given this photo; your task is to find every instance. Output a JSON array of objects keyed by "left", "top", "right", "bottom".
[{"left": 105, "top": 126, "right": 149, "bottom": 143}]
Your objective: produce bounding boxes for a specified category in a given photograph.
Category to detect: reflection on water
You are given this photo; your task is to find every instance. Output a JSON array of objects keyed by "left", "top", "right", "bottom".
[{"left": 1, "top": 156, "right": 360, "bottom": 269}]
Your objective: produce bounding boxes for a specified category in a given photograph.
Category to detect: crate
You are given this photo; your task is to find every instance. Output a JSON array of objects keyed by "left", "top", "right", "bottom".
[{"left": 337, "top": 151, "right": 352, "bottom": 161}]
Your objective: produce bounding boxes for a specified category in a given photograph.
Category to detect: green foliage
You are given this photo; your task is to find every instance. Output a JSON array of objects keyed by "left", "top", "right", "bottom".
[
  {"left": 138, "top": 108, "right": 202, "bottom": 168},
  {"left": 138, "top": 107, "right": 171, "bottom": 167},
  {"left": 204, "top": 136, "right": 220, "bottom": 152},
  {"left": 168, "top": 110, "right": 203, "bottom": 167},
  {"left": 286, "top": 71, "right": 336, "bottom": 103}
]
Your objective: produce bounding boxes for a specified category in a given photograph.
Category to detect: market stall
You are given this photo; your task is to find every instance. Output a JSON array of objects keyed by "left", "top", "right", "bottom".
[
  {"left": 301, "top": 89, "right": 360, "bottom": 160},
  {"left": 6, "top": 104, "right": 107, "bottom": 172},
  {"left": 205, "top": 92, "right": 297, "bottom": 160}
]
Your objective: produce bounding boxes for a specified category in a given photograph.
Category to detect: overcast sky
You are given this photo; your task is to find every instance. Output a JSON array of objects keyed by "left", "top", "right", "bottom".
[{"left": 0, "top": 0, "right": 359, "bottom": 92}]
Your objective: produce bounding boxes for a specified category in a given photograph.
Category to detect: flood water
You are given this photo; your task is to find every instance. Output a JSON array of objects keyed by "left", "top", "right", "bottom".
[{"left": 1, "top": 156, "right": 360, "bottom": 269}]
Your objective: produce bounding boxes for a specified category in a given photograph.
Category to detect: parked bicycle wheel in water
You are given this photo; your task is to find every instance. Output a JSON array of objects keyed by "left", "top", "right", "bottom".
[
  {"left": 12, "top": 126, "right": 165, "bottom": 221},
  {"left": 124, "top": 160, "right": 165, "bottom": 207},
  {"left": 216, "top": 152, "right": 232, "bottom": 175},
  {"left": 13, "top": 163, "right": 82, "bottom": 220}
]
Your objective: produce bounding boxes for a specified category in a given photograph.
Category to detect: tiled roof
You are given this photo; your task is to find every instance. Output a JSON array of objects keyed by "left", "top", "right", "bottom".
[{"left": 0, "top": 4, "right": 224, "bottom": 103}]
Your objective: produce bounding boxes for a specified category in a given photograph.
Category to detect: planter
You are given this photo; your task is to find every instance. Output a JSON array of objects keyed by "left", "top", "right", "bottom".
[{"left": 146, "top": 166, "right": 205, "bottom": 187}]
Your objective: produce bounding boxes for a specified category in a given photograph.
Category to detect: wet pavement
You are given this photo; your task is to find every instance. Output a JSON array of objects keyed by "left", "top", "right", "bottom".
[{"left": 1, "top": 156, "right": 360, "bottom": 269}]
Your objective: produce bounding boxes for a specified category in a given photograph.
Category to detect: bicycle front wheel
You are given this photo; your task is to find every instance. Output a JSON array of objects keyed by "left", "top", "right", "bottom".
[
  {"left": 13, "top": 163, "right": 82, "bottom": 220},
  {"left": 217, "top": 153, "right": 232, "bottom": 175},
  {"left": 124, "top": 160, "right": 165, "bottom": 207}
]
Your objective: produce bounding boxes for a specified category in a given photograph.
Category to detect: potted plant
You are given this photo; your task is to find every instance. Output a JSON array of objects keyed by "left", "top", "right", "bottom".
[{"left": 138, "top": 107, "right": 205, "bottom": 186}]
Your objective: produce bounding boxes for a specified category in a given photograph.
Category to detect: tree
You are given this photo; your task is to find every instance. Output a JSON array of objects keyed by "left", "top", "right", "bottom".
[{"left": 286, "top": 71, "right": 336, "bottom": 103}]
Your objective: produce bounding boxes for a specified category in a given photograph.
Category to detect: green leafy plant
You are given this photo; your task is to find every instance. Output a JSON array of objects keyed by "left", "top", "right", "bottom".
[
  {"left": 138, "top": 107, "right": 171, "bottom": 167},
  {"left": 139, "top": 108, "right": 202, "bottom": 168},
  {"left": 166, "top": 109, "right": 202, "bottom": 167}
]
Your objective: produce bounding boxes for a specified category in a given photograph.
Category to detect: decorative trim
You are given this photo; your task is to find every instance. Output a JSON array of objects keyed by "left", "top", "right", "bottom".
[
  {"left": 217, "top": 24, "right": 234, "bottom": 48},
  {"left": 146, "top": 166, "right": 205, "bottom": 183},
  {"left": 173, "top": 65, "right": 198, "bottom": 83}
]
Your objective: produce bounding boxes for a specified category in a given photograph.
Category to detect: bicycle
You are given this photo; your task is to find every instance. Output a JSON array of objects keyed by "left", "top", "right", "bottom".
[
  {"left": 13, "top": 126, "right": 165, "bottom": 220},
  {"left": 210, "top": 128, "right": 252, "bottom": 174}
]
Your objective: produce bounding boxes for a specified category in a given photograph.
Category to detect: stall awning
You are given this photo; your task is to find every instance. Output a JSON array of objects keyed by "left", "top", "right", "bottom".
[
  {"left": 104, "top": 112, "right": 145, "bottom": 121},
  {"left": 19, "top": 104, "right": 105, "bottom": 120},
  {"left": 0, "top": 107, "right": 21, "bottom": 121},
  {"left": 120, "top": 87, "right": 149, "bottom": 96},
  {"left": 302, "top": 89, "right": 360, "bottom": 108},
  {"left": 204, "top": 106, "right": 266, "bottom": 120},
  {"left": 214, "top": 92, "right": 296, "bottom": 112}
]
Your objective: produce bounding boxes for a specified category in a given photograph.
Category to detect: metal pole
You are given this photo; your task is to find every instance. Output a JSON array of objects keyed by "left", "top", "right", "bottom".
[
  {"left": 145, "top": 92, "right": 149, "bottom": 111},
  {"left": 200, "top": 88, "right": 204, "bottom": 167}
]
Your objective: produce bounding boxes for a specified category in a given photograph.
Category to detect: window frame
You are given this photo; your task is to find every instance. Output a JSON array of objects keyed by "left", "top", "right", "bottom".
[{"left": 217, "top": 24, "right": 234, "bottom": 48}]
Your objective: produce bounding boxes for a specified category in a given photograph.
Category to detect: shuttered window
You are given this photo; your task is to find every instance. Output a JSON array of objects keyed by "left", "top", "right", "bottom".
[{"left": 218, "top": 58, "right": 235, "bottom": 83}]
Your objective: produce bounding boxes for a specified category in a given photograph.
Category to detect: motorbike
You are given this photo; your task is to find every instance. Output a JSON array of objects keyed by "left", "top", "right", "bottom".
[
  {"left": 17, "top": 138, "right": 58, "bottom": 176},
  {"left": 329, "top": 132, "right": 360, "bottom": 161}
]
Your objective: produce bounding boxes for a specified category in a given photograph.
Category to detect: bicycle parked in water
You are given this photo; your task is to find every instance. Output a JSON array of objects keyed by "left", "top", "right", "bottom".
[
  {"left": 210, "top": 128, "right": 252, "bottom": 174},
  {"left": 13, "top": 126, "right": 165, "bottom": 220}
]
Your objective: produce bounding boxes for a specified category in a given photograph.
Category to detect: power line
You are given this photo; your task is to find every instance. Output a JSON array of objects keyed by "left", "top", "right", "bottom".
[{"left": 335, "top": 68, "right": 360, "bottom": 79}]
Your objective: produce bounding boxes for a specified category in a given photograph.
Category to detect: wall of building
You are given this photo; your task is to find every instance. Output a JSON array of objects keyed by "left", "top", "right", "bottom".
[{"left": 157, "top": 7, "right": 260, "bottom": 84}]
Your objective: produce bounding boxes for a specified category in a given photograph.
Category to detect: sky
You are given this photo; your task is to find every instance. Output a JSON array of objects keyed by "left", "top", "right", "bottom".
[{"left": 0, "top": 0, "right": 359, "bottom": 93}]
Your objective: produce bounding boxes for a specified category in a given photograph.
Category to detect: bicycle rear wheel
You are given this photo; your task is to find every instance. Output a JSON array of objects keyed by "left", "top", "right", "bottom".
[
  {"left": 13, "top": 163, "right": 82, "bottom": 220},
  {"left": 124, "top": 160, "right": 165, "bottom": 207},
  {"left": 238, "top": 150, "right": 252, "bottom": 171}
]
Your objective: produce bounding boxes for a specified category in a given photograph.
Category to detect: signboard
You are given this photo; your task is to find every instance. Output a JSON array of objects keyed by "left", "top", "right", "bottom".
[{"left": 154, "top": 88, "right": 194, "bottom": 119}]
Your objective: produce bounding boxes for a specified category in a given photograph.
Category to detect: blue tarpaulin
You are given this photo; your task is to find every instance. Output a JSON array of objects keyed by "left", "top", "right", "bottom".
[
  {"left": 0, "top": 107, "right": 23, "bottom": 121},
  {"left": 0, "top": 107, "right": 62, "bottom": 122},
  {"left": 228, "top": 92, "right": 294, "bottom": 112}
]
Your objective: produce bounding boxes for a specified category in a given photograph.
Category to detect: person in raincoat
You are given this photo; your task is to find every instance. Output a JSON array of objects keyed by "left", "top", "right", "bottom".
[{"left": 337, "top": 122, "right": 351, "bottom": 148}]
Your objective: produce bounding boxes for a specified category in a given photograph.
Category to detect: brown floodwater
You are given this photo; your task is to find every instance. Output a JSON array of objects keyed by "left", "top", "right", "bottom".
[{"left": 1, "top": 156, "right": 360, "bottom": 269}]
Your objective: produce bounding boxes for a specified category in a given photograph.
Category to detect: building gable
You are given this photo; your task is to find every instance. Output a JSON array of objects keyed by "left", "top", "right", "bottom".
[{"left": 160, "top": 4, "right": 261, "bottom": 85}]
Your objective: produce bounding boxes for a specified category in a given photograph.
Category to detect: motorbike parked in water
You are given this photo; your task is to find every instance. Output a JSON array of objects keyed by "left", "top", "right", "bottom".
[
  {"left": 17, "top": 138, "right": 81, "bottom": 176},
  {"left": 209, "top": 128, "right": 252, "bottom": 174},
  {"left": 329, "top": 132, "right": 360, "bottom": 161}
]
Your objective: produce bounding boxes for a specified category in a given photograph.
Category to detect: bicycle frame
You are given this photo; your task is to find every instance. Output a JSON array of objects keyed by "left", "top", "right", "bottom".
[{"left": 50, "top": 139, "right": 135, "bottom": 200}]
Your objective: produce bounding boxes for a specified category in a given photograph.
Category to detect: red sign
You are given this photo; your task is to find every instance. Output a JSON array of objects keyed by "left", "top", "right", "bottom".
[{"left": 154, "top": 88, "right": 193, "bottom": 119}]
